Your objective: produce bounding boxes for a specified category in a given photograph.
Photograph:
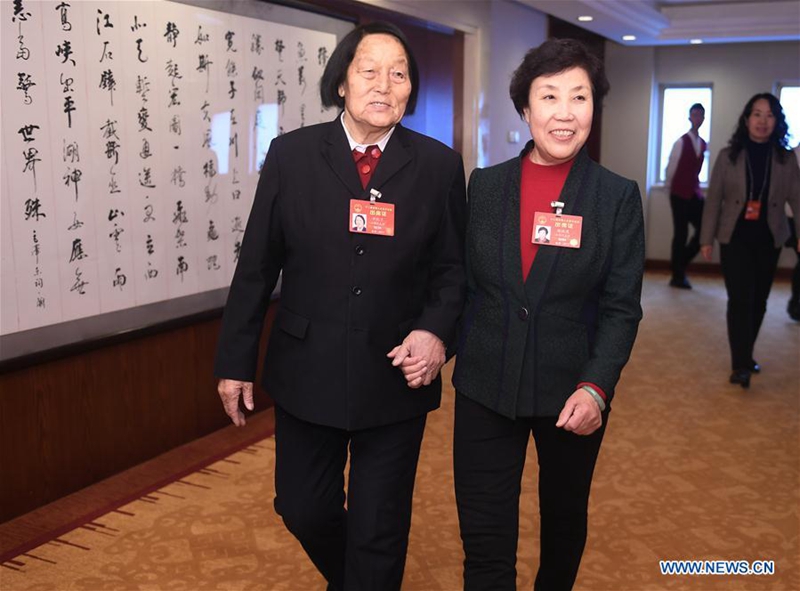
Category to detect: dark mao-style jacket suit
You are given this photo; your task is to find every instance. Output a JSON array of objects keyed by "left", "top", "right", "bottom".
[
  {"left": 214, "top": 119, "right": 467, "bottom": 430},
  {"left": 453, "top": 146, "right": 645, "bottom": 418}
]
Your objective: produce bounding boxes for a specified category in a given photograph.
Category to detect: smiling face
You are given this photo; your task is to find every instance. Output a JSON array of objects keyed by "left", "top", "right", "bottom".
[
  {"left": 339, "top": 34, "right": 412, "bottom": 144},
  {"left": 523, "top": 67, "right": 593, "bottom": 166},
  {"left": 745, "top": 98, "right": 776, "bottom": 143}
]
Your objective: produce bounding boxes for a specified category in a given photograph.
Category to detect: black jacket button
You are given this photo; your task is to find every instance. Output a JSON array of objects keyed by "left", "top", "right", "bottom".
[
  {"left": 518, "top": 306, "right": 529, "bottom": 321},
  {"left": 355, "top": 245, "right": 365, "bottom": 255},
  {"left": 352, "top": 286, "right": 362, "bottom": 296}
]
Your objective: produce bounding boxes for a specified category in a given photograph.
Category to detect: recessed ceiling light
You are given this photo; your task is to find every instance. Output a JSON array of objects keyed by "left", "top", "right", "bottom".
[
  {"left": 577, "top": 15, "right": 594, "bottom": 22},
  {"left": 622, "top": 35, "right": 637, "bottom": 41},
  {"left": 690, "top": 38, "right": 703, "bottom": 44}
]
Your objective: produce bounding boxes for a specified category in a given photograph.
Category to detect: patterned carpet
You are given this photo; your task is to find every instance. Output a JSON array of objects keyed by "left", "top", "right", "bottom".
[{"left": 1, "top": 272, "right": 798, "bottom": 590}]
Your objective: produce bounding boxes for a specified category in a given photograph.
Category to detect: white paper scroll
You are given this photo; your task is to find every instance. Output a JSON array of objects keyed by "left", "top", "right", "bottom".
[{"left": 1, "top": 0, "right": 336, "bottom": 335}]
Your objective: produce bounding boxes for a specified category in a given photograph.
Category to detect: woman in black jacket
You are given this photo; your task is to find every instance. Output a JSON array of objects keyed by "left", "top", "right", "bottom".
[{"left": 453, "top": 39, "right": 645, "bottom": 591}]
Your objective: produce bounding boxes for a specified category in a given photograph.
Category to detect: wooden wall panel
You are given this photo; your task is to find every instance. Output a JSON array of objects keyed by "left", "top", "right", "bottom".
[{"left": 0, "top": 303, "right": 277, "bottom": 523}]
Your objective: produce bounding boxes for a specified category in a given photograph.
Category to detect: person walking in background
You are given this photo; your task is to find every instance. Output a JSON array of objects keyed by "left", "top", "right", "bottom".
[
  {"left": 214, "top": 21, "right": 466, "bottom": 590},
  {"left": 788, "top": 144, "right": 800, "bottom": 321},
  {"left": 666, "top": 103, "right": 708, "bottom": 289},
  {"left": 452, "top": 39, "right": 645, "bottom": 591},
  {"left": 701, "top": 93, "right": 800, "bottom": 388}
]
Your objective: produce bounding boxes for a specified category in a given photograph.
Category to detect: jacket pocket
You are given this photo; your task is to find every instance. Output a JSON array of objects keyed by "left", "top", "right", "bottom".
[
  {"left": 537, "top": 311, "right": 590, "bottom": 372},
  {"left": 277, "top": 308, "right": 309, "bottom": 340}
]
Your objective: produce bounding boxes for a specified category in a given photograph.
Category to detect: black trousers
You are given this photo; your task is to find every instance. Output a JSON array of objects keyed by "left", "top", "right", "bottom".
[
  {"left": 274, "top": 405, "right": 427, "bottom": 591},
  {"left": 720, "top": 238, "right": 781, "bottom": 371},
  {"left": 453, "top": 394, "right": 607, "bottom": 591},
  {"left": 669, "top": 194, "right": 704, "bottom": 279},
  {"left": 788, "top": 218, "right": 800, "bottom": 303}
]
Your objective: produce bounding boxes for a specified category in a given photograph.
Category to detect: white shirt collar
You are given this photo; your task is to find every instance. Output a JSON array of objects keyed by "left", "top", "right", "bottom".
[{"left": 340, "top": 113, "right": 396, "bottom": 153}]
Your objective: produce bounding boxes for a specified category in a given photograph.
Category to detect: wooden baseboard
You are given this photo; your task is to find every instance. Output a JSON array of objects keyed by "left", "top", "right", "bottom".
[{"left": 0, "top": 408, "right": 275, "bottom": 561}]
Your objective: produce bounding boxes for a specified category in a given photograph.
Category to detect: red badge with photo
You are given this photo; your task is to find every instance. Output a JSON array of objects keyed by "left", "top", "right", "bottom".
[
  {"left": 532, "top": 212, "right": 582, "bottom": 249},
  {"left": 744, "top": 200, "right": 761, "bottom": 221},
  {"left": 349, "top": 199, "right": 395, "bottom": 236}
]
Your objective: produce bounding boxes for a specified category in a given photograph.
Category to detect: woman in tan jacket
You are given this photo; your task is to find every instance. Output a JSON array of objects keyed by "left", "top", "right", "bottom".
[{"left": 700, "top": 93, "right": 800, "bottom": 388}]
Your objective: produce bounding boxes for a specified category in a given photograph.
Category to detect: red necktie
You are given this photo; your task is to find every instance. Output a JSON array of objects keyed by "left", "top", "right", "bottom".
[{"left": 352, "top": 145, "right": 382, "bottom": 189}]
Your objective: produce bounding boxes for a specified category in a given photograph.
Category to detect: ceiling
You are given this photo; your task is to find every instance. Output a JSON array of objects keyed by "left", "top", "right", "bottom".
[{"left": 518, "top": 0, "right": 800, "bottom": 46}]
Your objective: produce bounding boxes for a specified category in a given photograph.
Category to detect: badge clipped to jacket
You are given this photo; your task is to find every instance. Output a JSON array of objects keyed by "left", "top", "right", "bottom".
[
  {"left": 349, "top": 189, "right": 395, "bottom": 236},
  {"left": 532, "top": 201, "right": 582, "bottom": 248}
]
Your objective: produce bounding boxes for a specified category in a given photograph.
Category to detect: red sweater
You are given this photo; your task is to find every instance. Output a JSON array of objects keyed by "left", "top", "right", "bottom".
[
  {"left": 519, "top": 156, "right": 607, "bottom": 402},
  {"left": 520, "top": 157, "right": 573, "bottom": 281}
]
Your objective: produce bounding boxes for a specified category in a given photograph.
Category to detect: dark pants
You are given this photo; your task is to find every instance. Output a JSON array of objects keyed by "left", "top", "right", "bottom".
[
  {"left": 720, "top": 239, "right": 781, "bottom": 371},
  {"left": 453, "top": 394, "right": 607, "bottom": 591},
  {"left": 274, "top": 405, "right": 426, "bottom": 591},
  {"left": 669, "top": 194, "right": 704, "bottom": 280},
  {"left": 788, "top": 218, "right": 800, "bottom": 304}
]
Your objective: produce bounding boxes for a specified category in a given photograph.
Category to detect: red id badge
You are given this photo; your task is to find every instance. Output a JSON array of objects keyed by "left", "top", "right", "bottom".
[
  {"left": 744, "top": 200, "right": 761, "bottom": 221},
  {"left": 532, "top": 212, "right": 582, "bottom": 248},
  {"left": 349, "top": 199, "right": 396, "bottom": 236}
]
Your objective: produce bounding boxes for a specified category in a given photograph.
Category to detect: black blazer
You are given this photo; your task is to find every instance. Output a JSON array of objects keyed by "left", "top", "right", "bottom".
[
  {"left": 214, "top": 119, "right": 467, "bottom": 430},
  {"left": 453, "top": 145, "right": 644, "bottom": 418}
]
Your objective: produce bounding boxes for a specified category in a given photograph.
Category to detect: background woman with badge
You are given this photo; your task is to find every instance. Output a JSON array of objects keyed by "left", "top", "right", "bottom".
[
  {"left": 452, "top": 39, "right": 645, "bottom": 590},
  {"left": 700, "top": 93, "right": 800, "bottom": 388},
  {"left": 213, "top": 21, "right": 466, "bottom": 590}
]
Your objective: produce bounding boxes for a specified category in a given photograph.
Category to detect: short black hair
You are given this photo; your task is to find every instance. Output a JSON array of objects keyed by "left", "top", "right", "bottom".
[
  {"left": 320, "top": 21, "right": 419, "bottom": 115},
  {"left": 689, "top": 103, "right": 705, "bottom": 114},
  {"left": 509, "top": 38, "right": 609, "bottom": 118}
]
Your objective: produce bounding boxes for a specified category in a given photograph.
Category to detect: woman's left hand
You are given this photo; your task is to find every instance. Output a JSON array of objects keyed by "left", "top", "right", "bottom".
[{"left": 555, "top": 388, "right": 603, "bottom": 435}]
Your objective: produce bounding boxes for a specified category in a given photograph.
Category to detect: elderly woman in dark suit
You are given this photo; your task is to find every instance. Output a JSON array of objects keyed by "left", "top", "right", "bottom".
[
  {"left": 700, "top": 93, "right": 800, "bottom": 388},
  {"left": 214, "top": 21, "right": 466, "bottom": 590},
  {"left": 452, "top": 39, "right": 644, "bottom": 591}
]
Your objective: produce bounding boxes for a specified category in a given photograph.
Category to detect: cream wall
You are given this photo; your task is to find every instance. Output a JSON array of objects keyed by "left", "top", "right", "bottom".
[
  {"left": 600, "top": 44, "right": 655, "bottom": 203},
  {"left": 487, "top": 1, "right": 548, "bottom": 166},
  {"left": 602, "top": 40, "right": 800, "bottom": 268}
]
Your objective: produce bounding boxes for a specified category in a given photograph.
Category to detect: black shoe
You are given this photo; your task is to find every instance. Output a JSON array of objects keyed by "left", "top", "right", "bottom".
[
  {"left": 751, "top": 360, "right": 761, "bottom": 374},
  {"left": 729, "top": 370, "right": 751, "bottom": 388},
  {"left": 789, "top": 299, "right": 800, "bottom": 321},
  {"left": 669, "top": 277, "right": 692, "bottom": 289}
]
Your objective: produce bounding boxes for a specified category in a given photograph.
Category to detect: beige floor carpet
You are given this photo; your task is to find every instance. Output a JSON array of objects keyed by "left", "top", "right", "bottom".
[{"left": 1, "top": 272, "right": 798, "bottom": 590}]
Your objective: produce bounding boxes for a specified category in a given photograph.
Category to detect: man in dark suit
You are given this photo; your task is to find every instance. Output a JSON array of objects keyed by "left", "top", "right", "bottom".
[{"left": 214, "top": 22, "right": 466, "bottom": 591}]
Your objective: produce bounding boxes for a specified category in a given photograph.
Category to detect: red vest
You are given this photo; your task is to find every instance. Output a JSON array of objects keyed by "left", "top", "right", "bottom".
[{"left": 671, "top": 133, "right": 707, "bottom": 199}]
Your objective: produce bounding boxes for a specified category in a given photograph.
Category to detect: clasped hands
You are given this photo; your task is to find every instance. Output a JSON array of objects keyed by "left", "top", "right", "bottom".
[
  {"left": 217, "top": 329, "right": 446, "bottom": 427},
  {"left": 387, "top": 329, "right": 445, "bottom": 389}
]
